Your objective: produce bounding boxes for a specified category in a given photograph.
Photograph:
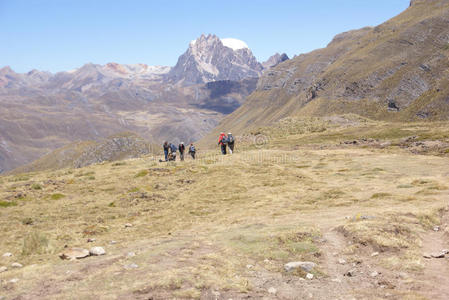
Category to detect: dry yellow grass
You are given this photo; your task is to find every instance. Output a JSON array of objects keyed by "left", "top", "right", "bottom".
[{"left": 1, "top": 120, "right": 449, "bottom": 299}]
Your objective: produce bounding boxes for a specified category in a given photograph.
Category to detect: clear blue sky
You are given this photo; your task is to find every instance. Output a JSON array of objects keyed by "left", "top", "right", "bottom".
[{"left": 0, "top": 0, "right": 410, "bottom": 73}]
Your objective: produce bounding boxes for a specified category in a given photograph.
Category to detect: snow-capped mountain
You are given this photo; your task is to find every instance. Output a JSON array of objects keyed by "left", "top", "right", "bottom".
[{"left": 168, "top": 34, "right": 263, "bottom": 85}]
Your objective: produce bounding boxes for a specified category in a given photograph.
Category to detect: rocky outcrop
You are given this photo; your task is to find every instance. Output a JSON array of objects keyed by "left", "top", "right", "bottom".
[{"left": 262, "top": 53, "right": 289, "bottom": 69}]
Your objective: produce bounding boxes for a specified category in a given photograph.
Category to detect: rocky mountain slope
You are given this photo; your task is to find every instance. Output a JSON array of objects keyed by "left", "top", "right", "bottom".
[
  {"left": 168, "top": 34, "right": 263, "bottom": 85},
  {"left": 204, "top": 0, "right": 449, "bottom": 142},
  {"left": 0, "top": 35, "right": 283, "bottom": 172}
]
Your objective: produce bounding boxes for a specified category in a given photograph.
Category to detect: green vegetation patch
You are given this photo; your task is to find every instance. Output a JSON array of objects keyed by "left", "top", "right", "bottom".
[
  {"left": 50, "top": 193, "right": 65, "bottom": 200},
  {"left": 135, "top": 169, "right": 149, "bottom": 178},
  {"left": 0, "top": 200, "right": 17, "bottom": 208}
]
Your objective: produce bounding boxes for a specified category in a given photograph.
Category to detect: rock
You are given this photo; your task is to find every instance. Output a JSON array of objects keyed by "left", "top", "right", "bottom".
[
  {"left": 87, "top": 238, "right": 96, "bottom": 243},
  {"left": 442, "top": 249, "right": 449, "bottom": 254},
  {"left": 9, "top": 278, "right": 19, "bottom": 283},
  {"left": 338, "top": 258, "right": 347, "bottom": 265},
  {"left": 59, "top": 248, "right": 90, "bottom": 260},
  {"left": 306, "top": 273, "right": 314, "bottom": 280},
  {"left": 284, "top": 261, "right": 316, "bottom": 272},
  {"left": 423, "top": 253, "right": 432, "bottom": 258},
  {"left": 371, "top": 252, "right": 379, "bottom": 257},
  {"left": 110, "top": 240, "right": 117, "bottom": 245},
  {"left": 268, "top": 287, "right": 277, "bottom": 294},
  {"left": 124, "top": 263, "right": 138, "bottom": 269},
  {"left": 370, "top": 271, "right": 379, "bottom": 277},
  {"left": 89, "top": 247, "right": 106, "bottom": 256},
  {"left": 11, "top": 262, "right": 23, "bottom": 268},
  {"left": 331, "top": 278, "right": 342, "bottom": 283},
  {"left": 433, "top": 226, "right": 440, "bottom": 231},
  {"left": 0, "top": 266, "right": 7, "bottom": 273},
  {"left": 431, "top": 252, "right": 445, "bottom": 258},
  {"left": 2, "top": 252, "right": 12, "bottom": 257},
  {"left": 246, "top": 264, "right": 254, "bottom": 269},
  {"left": 124, "top": 223, "right": 133, "bottom": 228},
  {"left": 345, "top": 269, "right": 356, "bottom": 277},
  {"left": 127, "top": 252, "right": 136, "bottom": 257}
]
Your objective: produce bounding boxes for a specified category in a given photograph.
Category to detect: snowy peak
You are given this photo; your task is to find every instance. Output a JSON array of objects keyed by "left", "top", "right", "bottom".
[
  {"left": 221, "top": 38, "right": 249, "bottom": 51},
  {"left": 169, "top": 34, "right": 263, "bottom": 85}
]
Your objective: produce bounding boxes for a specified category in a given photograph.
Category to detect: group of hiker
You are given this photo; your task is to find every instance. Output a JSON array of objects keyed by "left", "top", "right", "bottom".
[
  {"left": 161, "top": 132, "right": 235, "bottom": 162},
  {"left": 163, "top": 141, "right": 196, "bottom": 161},
  {"left": 218, "top": 132, "right": 235, "bottom": 155}
]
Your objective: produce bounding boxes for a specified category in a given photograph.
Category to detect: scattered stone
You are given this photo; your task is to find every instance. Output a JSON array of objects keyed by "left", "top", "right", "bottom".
[
  {"left": 338, "top": 258, "right": 347, "bottom": 265},
  {"left": 431, "top": 252, "right": 445, "bottom": 258},
  {"left": 110, "top": 240, "right": 117, "bottom": 245},
  {"left": 331, "top": 278, "right": 342, "bottom": 283},
  {"left": 284, "top": 261, "right": 316, "bottom": 272},
  {"left": 0, "top": 266, "right": 7, "bottom": 273},
  {"left": 89, "top": 247, "right": 106, "bottom": 256},
  {"left": 306, "top": 273, "right": 314, "bottom": 280},
  {"left": 263, "top": 259, "right": 270, "bottom": 263},
  {"left": 11, "top": 262, "right": 23, "bottom": 268},
  {"left": 433, "top": 226, "right": 440, "bottom": 232},
  {"left": 124, "top": 263, "right": 138, "bottom": 269},
  {"left": 127, "top": 252, "right": 136, "bottom": 257},
  {"left": 124, "top": 223, "right": 133, "bottom": 228},
  {"left": 87, "top": 238, "right": 96, "bottom": 243},
  {"left": 246, "top": 264, "right": 254, "bottom": 269},
  {"left": 371, "top": 252, "right": 379, "bottom": 257},
  {"left": 370, "top": 271, "right": 379, "bottom": 277},
  {"left": 423, "top": 253, "right": 432, "bottom": 259},
  {"left": 442, "top": 249, "right": 449, "bottom": 254},
  {"left": 344, "top": 269, "right": 356, "bottom": 277},
  {"left": 3, "top": 252, "right": 12, "bottom": 257},
  {"left": 268, "top": 287, "right": 277, "bottom": 294},
  {"left": 59, "top": 248, "right": 90, "bottom": 260},
  {"left": 398, "top": 272, "right": 408, "bottom": 279},
  {"left": 9, "top": 278, "right": 19, "bottom": 283}
]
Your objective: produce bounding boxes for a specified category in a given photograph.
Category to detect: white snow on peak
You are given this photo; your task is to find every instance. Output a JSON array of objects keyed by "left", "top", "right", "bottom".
[{"left": 221, "top": 38, "right": 249, "bottom": 50}]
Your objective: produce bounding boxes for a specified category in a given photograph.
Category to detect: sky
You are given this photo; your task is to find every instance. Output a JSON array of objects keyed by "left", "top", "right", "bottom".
[{"left": 0, "top": 0, "right": 410, "bottom": 73}]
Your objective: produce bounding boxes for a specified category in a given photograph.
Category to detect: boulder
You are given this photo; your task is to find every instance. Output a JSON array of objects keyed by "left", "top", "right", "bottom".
[
  {"left": 59, "top": 248, "right": 90, "bottom": 260},
  {"left": 284, "top": 261, "right": 316, "bottom": 272},
  {"left": 11, "top": 262, "right": 23, "bottom": 268},
  {"left": 89, "top": 247, "right": 106, "bottom": 256}
]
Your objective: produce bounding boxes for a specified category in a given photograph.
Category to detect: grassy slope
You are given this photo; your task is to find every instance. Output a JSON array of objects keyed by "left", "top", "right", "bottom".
[
  {"left": 1, "top": 119, "right": 449, "bottom": 299},
  {"left": 202, "top": 0, "right": 449, "bottom": 147}
]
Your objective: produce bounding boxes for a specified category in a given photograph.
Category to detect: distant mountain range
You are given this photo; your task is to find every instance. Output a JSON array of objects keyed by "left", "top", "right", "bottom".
[
  {"left": 204, "top": 0, "right": 449, "bottom": 142},
  {"left": 0, "top": 34, "right": 288, "bottom": 172}
]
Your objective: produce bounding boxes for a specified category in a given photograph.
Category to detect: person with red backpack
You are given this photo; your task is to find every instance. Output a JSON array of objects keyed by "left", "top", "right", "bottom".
[{"left": 218, "top": 132, "right": 227, "bottom": 155}]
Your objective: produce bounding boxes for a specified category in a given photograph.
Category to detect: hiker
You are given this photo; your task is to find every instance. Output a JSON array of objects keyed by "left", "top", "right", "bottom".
[
  {"left": 163, "top": 141, "right": 169, "bottom": 161},
  {"left": 218, "top": 132, "right": 227, "bottom": 155},
  {"left": 178, "top": 142, "right": 185, "bottom": 161},
  {"left": 227, "top": 132, "right": 235, "bottom": 154},
  {"left": 189, "top": 143, "right": 196, "bottom": 159},
  {"left": 169, "top": 143, "right": 177, "bottom": 161}
]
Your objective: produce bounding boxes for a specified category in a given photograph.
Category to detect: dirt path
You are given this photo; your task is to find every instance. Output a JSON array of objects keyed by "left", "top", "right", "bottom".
[{"left": 418, "top": 210, "right": 449, "bottom": 299}]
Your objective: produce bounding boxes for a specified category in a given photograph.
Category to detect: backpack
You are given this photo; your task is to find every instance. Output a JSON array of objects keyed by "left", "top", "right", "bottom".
[
  {"left": 170, "top": 144, "right": 177, "bottom": 152},
  {"left": 228, "top": 135, "right": 234, "bottom": 143},
  {"left": 189, "top": 145, "right": 196, "bottom": 152}
]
